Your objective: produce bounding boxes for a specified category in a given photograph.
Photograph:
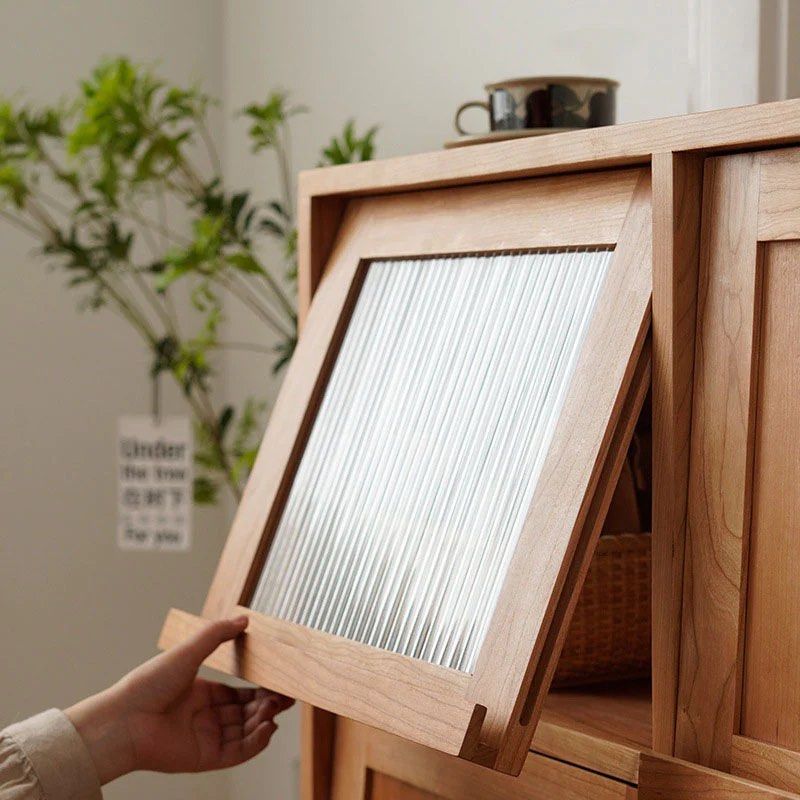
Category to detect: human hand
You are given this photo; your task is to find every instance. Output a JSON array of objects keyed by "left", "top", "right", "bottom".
[{"left": 67, "top": 615, "right": 293, "bottom": 784}]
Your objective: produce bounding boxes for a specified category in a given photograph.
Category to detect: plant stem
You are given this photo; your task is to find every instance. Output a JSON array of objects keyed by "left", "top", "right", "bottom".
[
  {"left": 276, "top": 121, "right": 294, "bottom": 223},
  {"left": 212, "top": 341, "right": 276, "bottom": 355},
  {"left": 0, "top": 207, "right": 44, "bottom": 237},
  {"left": 257, "top": 266, "right": 296, "bottom": 320},
  {"left": 199, "top": 121, "right": 222, "bottom": 177},
  {"left": 214, "top": 273, "right": 294, "bottom": 339},
  {"left": 126, "top": 264, "right": 177, "bottom": 336},
  {"left": 125, "top": 205, "right": 190, "bottom": 245},
  {"left": 185, "top": 387, "right": 242, "bottom": 502}
]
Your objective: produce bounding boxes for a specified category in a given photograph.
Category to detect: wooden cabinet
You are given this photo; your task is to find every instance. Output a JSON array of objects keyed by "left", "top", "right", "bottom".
[
  {"left": 156, "top": 99, "right": 800, "bottom": 798},
  {"left": 161, "top": 168, "right": 653, "bottom": 774},
  {"left": 298, "top": 117, "right": 800, "bottom": 797},
  {"left": 330, "top": 715, "right": 637, "bottom": 800},
  {"left": 639, "top": 754, "right": 800, "bottom": 799}
]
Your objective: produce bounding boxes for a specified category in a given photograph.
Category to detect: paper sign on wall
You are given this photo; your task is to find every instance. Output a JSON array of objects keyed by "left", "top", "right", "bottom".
[{"left": 117, "top": 416, "right": 193, "bottom": 551}]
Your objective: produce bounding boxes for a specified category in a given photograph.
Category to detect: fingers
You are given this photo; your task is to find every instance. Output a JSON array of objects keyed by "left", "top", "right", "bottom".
[
  {"left": 245, "top": 688, "right": 294, "bottom": 717},
  {"left": 208, "top": 683, "right": 255, "bottom": 707},
  {"left": 243, "top": 691, "right": 291, "bottom": 734},
  {"left": 215, "top": 688, "right": 293, "bottom": 733},
  {"left": 177, "top": 616, "right": 249, "bottom": 670},
  {"left": 219, "top": 720, "right": 277, "bottom": 768},
  {"left": 216, "top": 703, "right": 244, "bottom": 727},
  {"left": 213, "top": 687, "right": 294, "bottom": 765}
]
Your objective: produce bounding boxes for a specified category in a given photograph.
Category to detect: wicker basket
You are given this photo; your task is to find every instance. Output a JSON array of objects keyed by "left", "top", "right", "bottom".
[{"left": 552, "top": 532, "right": 651, "bottom": 687}]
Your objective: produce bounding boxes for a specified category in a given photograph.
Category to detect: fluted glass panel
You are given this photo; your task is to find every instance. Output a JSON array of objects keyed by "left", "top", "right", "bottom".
[{"left": 251, "top": 249, "right": 613, "bottom": 673}]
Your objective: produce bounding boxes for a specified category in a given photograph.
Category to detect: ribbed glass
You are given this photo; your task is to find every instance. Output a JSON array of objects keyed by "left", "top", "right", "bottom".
[{"left": 250, "top": 249, "right": 613, "bottom": 673}]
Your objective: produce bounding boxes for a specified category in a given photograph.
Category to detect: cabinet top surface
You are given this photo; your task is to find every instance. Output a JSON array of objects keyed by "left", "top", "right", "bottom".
[{"left": 299, "top": 98, "right": 800, "bottom": 199}]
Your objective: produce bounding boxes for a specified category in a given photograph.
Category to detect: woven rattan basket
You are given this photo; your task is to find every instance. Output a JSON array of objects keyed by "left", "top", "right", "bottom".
[{"left": 553, "top": 531, "right": 651, "bottom": 687}]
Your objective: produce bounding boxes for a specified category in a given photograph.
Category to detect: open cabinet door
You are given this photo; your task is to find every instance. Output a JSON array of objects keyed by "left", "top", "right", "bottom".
[{"left": 159, "top": 167, "right": 652, "bottom": 775}]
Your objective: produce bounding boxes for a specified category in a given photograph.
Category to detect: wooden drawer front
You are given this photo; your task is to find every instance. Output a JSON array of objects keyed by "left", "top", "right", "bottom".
[
  {"left": 639, "top": 754, "right": 800, "bottom": 799},
  {"left": 332, "top": 717, "right": 635, "bottom": 800},
  {"left": 732, "top": 736, "right": 800, "bottom": 795},
  {"left": 371, "top": 774, "right": 443, "bottom": 800}
]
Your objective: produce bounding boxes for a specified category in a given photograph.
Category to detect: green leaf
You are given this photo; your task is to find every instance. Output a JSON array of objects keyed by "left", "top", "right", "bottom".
[
  {"left": 0, "top": 163, "right": 28, "bottom": 206},
  {"left": 229, "top": 191, "right": 249, "bottom": 226},
  {"left": 193, "top": 475, "right": 218, "bottom": 504},
  {"left": 154, "top": 262, "right": 190, "bottom": 292},
  {"left": 319, "top": 121, "right": 379, "bottom": 166},
  {"left": 242, "top": 91, "right": 307, "bottom": 153},
  {"left": 218, "top": 405, "right": 234, "bottom": 437},
  {"left": 259, "top": 217, "right": 285, "bottom": 237},
  {"left": 272, "top": 336, "right": 296, "bottom": 374},
  {"left": 226, "top": 251, "right": 264, "bottom": 274}
]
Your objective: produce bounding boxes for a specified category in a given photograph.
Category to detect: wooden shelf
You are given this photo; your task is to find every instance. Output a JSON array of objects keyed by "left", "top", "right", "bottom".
[{"left": 531, "top": 679, "right": 652, "bottom": 784}]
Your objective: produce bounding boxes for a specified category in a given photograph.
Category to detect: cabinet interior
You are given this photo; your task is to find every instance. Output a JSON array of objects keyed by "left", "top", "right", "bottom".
[{"left": 541, "top": 390, "right": 653, "bottom": 757}]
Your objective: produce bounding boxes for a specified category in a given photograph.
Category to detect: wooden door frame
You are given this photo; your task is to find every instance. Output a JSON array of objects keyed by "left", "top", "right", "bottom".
[
  {"left": 159, "top": 167, "right": 653, "bottom": 775},
  {"left": 673, "top": 148, "right": 800, "bottom": 774}
]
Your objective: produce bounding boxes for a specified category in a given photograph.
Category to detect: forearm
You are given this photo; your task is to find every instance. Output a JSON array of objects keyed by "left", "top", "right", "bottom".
[{"left": 66, "top": 685, "right": 136, "bottom": 785}]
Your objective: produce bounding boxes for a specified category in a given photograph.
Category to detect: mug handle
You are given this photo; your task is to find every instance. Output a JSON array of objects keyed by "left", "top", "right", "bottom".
[{"left": 454, "top": 100, "right": 490, "bottom": 135}]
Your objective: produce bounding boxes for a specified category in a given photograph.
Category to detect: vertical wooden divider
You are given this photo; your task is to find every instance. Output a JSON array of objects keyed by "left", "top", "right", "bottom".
[
  {"left": 650, "top": 152, "right": 704, "bottom": 755},
  {"left": 301, "top": 705, "right": 338, "bottom": 800},
  {"left": 673, "top": 154, "right": 762, "bottom": 770},
  {"left": 298, "top": 191, "right": 343, "bottom": 800}
]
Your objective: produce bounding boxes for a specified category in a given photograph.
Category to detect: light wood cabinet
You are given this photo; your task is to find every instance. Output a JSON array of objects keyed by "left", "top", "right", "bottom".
[
  {"left": 330, "top": 716, "right": 637, "bottom": 800},
  {"left": 158, "top": 99, "right": 800, "bottom": 798}
]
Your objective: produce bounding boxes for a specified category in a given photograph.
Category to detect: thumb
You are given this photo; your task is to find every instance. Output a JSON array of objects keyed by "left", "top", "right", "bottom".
[{"left": 176, "top": 615, "right": 248, "bottom": 670}]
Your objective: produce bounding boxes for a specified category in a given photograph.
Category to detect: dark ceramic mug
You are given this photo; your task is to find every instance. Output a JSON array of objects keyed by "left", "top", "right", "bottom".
[{"left": 455, "top": 76, "right": 618, "bottom": 135}]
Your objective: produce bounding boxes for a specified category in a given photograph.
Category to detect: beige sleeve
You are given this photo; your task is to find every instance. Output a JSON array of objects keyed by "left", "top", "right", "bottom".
[{"left": 0, "top": 709, "right": 102, "bottom": 800}]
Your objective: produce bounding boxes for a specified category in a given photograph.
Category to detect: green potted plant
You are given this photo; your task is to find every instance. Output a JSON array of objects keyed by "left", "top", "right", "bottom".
[{"left": 0, "top": 57, "right": 377, "bottom": 504}]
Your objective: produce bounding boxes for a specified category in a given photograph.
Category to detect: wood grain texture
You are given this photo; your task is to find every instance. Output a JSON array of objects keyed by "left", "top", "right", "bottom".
[
  {"left": 758, "top": 149, "right": 800, "bottom": 241},
  {"left": 332, "top": 718, "right": 635, "bottom": 800},
  {"left": 650, "top": 151, "right": 704, "bottom": 755},
  {"left": 298, "top": 99, "right": 800, "bottom": 199},
  {"left": 160, "top": 608, "right": 478, "bottom": 755},
  {"left": 330, "top": 713, "right": 369, "bottom": 800},
  {"left": 602, "top": 458, "right": 643, "bottom": 534},
  {"left": 740, "top": 241, "right": 800, "bottom": 750},
  {"left": 298, "top": 195, "right": 347, "bottom": 328},
  {"left": 639, "top": 753, "right": 800, "bottom": 799},
  {"left": 534, "top": 680, "right": 651, "bottom": 783},
  {"left": 732, "top": 735, "right": 800, "bottom": 795},
  {"left": 300, "top": 704, "right": 336, "bottom": 800},
  {"left": 472, "top": 172, "right": 652, "bottom": 773},
  {"left": 498, "top": 340, "right": 651, "bottom": 774},
  {"left": 371, "top": 774, "right": 443, "bottom": 800},
  {"left": 189, "top": 168, "right": 650, "bottom": 773},
  {"left": 674, "top": 154, "right": 762, "bottom": 770},
  {"left": 297, "top": 193, "right": 339, "bottom": 800},
  {"left": 330, "top": 169, "right": 638, "bottom": 254}
]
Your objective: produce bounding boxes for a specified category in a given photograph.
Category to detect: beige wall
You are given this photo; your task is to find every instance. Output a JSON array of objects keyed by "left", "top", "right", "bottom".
[{"left": 0, "top": 2, "right": 230, "bottom": 799}]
